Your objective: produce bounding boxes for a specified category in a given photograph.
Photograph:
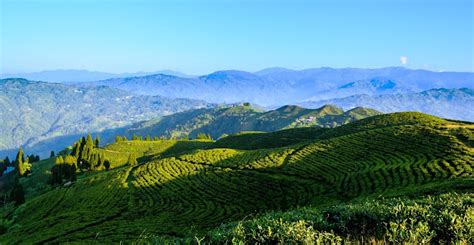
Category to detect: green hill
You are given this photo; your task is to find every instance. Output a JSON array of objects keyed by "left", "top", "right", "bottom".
[
  {"left": 126, "top": 104, "right": 381, "bottom": 139},
  {"left": 1, "top": 112, "right": 472, "bottom": 243}
]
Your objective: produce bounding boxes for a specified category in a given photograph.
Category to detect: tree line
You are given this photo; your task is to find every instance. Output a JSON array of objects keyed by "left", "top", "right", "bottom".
[{"left": 50, "top": 134, "right": 111, "bottom": 185}]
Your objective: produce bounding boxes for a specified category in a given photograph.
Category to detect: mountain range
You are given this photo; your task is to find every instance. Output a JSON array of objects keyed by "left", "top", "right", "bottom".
[
  {"left": 0, "top": 69, "right": 194, "bottom": 83},
  {"left": 0, "top": 78, "right": 208, "bottom": 157},
  {"left": 299, "top": 88, "right": 474, "bottom": 121},
  {"left": 1, "top": 67, "right": 472, "bottom": 157},
  {"left": 75, "top": 67, "right": 473, "bottom": 107}
]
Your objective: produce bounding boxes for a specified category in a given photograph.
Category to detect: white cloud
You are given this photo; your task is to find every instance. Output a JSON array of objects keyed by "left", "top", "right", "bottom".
[{"left": 400, "top": 56, "right": 408, "bottom": 65}]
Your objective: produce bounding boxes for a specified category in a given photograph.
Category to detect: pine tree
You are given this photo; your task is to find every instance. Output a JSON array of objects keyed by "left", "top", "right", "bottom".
[
  {"left": 15, "top": 147, "right": 25, "bottom": 177},
  {"left": 50, "top": 151, "right": 55, "bottom": 158},
  {"left": 71, "top": 142, "right": 80, "bottom": 158},
  {"left": 94, "top": 136, "right": 100, "bottom": 147},
  {"left": 4, "top": 156, "right": 10, "bottom": 166},
  {"left": 145, "top": 135, "right": 151, "bottom": 141},
  {"left": 86, "top": 134, "right": 94, "bottom": 147},
  {"left": 115, "top": 135, "right": 122, "bottom": 143},
  {"left": 55, "top": 155, "right": 64, "bottom": 165}
]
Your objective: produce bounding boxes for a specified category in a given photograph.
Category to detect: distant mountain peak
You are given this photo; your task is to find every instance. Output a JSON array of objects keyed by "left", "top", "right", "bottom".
[{"left": 339, "top": 78, "right": 397, "bottom": 90}]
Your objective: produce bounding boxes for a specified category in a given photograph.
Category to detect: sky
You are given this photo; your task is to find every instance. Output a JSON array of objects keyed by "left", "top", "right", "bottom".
[{"left": 0, "top": 0, "right": 473, "bottom": 75}]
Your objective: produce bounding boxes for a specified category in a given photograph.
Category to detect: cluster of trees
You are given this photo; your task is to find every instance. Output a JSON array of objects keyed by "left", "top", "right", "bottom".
[
  {"left": 115, "top": 134, "right": 170, "bottom": 143},
  {"left": 196, "top": 133, "right": 213, "bottom": 140},
  {"left": 0, "top": 148, "right": 33, "bottom": 207},
  {"left": 51, "top": 134, "right": 110, "bottom": 185},
  {"left": 114, "top": 133, "right": 213, "bottom": 143},
  {"left": 51, "top": 155, "right": 77, "bottom": 185},
  {"left": 0, "top": 148, "right": 40, "bottom": 177}
]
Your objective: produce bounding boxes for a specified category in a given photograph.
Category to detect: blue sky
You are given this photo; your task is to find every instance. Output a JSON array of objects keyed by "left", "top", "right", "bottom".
[{"left": 1, "top": 0, "right": 472, "bottom": 74}]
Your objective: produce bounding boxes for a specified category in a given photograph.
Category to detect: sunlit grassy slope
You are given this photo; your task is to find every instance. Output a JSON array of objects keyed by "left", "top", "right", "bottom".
[{"left": 1, "top": 112, "right": 473, "bottom": 243}]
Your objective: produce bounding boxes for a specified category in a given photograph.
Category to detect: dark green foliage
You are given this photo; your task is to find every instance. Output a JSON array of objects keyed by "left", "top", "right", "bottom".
[
  {"left": 50, "top": 151, "right": 55, "bottom": 158},
  {"left": 51, "top": 155, "right": 77, "bottom": 185},
  {"left": 10, "top": 176, "right": 25, "bottom": 207},
  {"left": 4, "top": 157, "right": 10, "bottom": 166},
  {"left": 104, "top": 160, "right": 111, "bottom": 171},
  {"left": 94, "top": 136, "right": 100, "bottom": 148},
  {"left": 26, "top": 154, "right": 40, "bottom": 163}
]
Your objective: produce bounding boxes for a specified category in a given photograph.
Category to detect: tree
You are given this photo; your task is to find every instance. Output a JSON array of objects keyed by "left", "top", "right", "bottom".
[
  {"left": 55, "top": 155, "right": 64, "bottom": 165},
  {"left": 86, "top": 134, "right": 94, "bottom": 147},
  {"left": 50, "top": 151, "right": 55, "bottom": 158},
  {"left": 103, "top": 159, "right": 110, "bottom": 171},
  {"left": 145, "top": 135, "right": 151, "bottom": 141},
  {"left": 196, "top": 133, "right": 212, "bottom": 140},
  {"left": 71, "top": 142, "right": 80, "bottom": 158},
  {"left": 132, "top": 135, "right": 139, "bottom": 140},
  {"left": 4, "top": 156, "right": 10, "bottom": 166},
  {"left": 94, "top": 136, "right": 100, "bottom": 147},
  {"left": 115, "top": 135, "right": 123, "bottom": 143},
  {"left": 127, "top": 154, "right": 138, "bottom": 166},
  {"left": 15, "top": 147, "right": 26, "bottom": 177},
  {"left": 63, "top": 155, "right": 77, "bottom": 181}
]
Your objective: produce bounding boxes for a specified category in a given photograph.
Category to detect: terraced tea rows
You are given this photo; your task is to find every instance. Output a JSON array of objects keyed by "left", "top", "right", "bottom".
[
  {"left": 8, "top": 167, "right": 131, "bottom": 243},
  {"left": 1, "top": 113, "right": 473, "bottom": 243},
  {"left": 282, "top": 125, "right": 473, "bottom": 197}
]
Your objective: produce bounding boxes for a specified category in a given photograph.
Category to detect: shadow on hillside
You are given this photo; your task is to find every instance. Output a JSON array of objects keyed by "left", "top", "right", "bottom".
[{"left": 6, "top": 137, "right": 472, "bottom": 244}]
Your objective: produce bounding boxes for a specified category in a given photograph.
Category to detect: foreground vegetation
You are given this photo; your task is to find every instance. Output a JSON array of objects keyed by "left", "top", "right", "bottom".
[
  {"left": 0, "top": 112, "right": 472, "bottom": 243},
  {"left": 138, "top": 192, "right": 473, "bottom": 244}
]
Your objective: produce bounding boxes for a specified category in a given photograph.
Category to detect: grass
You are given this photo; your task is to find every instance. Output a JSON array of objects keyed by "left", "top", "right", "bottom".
[{"left": 0, "top": 112, "right": 472, "bottom": 243}]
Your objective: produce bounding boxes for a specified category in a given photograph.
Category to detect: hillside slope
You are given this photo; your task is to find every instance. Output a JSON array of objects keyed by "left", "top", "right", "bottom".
[
  {"left": 1, "top": 112, "right": 472, "bottom": 243},
  {"left": 0, "top": 78, "right": 208, "bottom": 156},
  {"left": 125, "top": 104, "right": 381, "bottom": 139}
]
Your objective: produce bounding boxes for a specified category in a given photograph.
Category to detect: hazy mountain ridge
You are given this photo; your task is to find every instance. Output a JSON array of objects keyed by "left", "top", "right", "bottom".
[
  {"left": 76, "top": 67, "right": 473, "bottom": 106},
  {"left": 0, "top": 69, "right": 194, "bottom": 83},
  {"left": 299, "top": 88, "right": 474, "bottom": 121},
  {"left": 0, "top": 78, "right": 208, "bottom": 155}
]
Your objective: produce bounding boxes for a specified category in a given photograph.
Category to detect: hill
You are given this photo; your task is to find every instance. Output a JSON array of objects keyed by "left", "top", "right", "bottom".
[
  {"left": 1, "top": 112, "right": 472, "bottom": 243},
  {"left": 0, "top": 78, "right": 208, "bottom": 157},
  {"left": 77, "top": 67, "right": 474, "bottom": 107},
  {"left": 125, "top": 104, "right": 381, "bottom": 139},
  {"left": 300, "top": 88, "right": 474, "bottom": 121}
]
